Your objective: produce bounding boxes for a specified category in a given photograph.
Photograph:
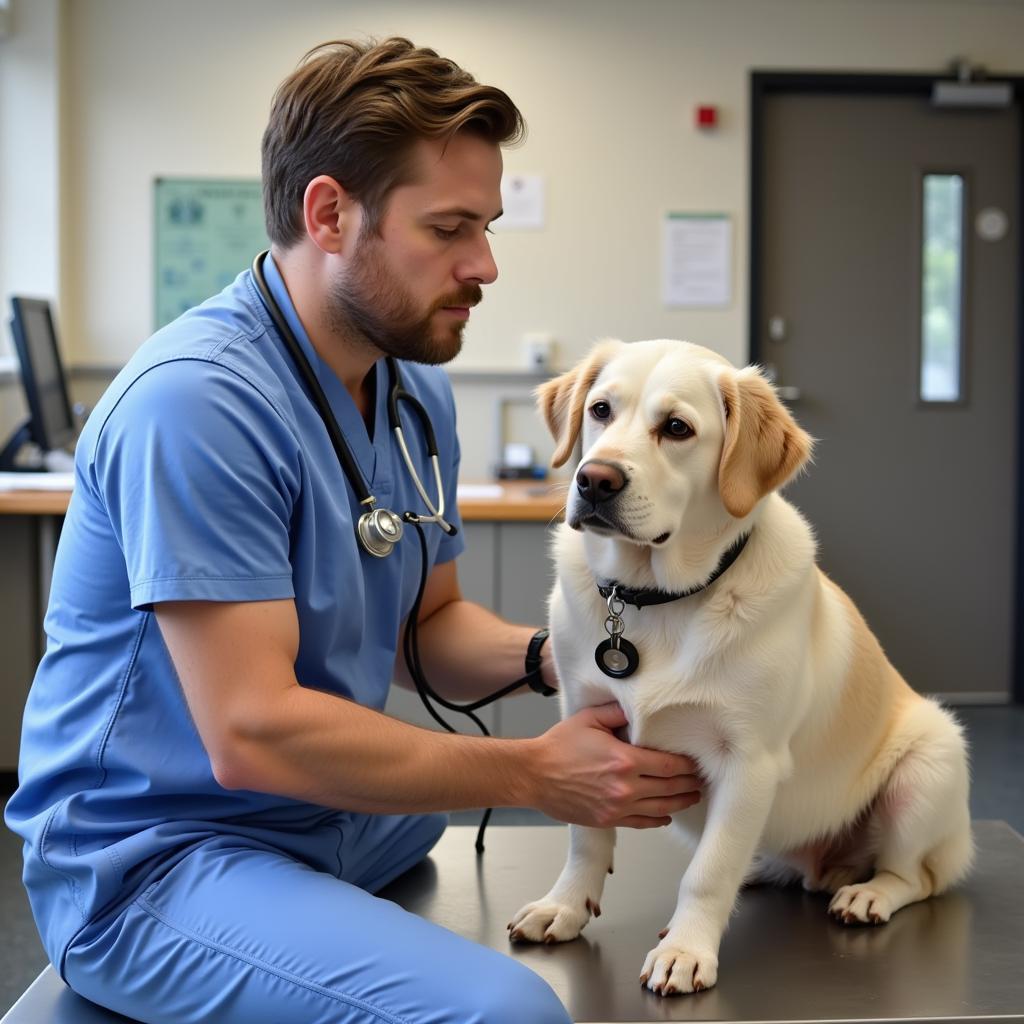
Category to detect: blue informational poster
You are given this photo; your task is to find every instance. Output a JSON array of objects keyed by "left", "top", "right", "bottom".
[{"left": 154, "top": 178, "right": 269, "bottom": 329}]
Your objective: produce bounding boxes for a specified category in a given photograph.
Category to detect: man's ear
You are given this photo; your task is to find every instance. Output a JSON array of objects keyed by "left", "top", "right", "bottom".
[
  {"left": 535, "top": 339, "right": 623, "bottom": 468},
  {"left": 718, "top": 367, "right": 814, "bottom": 519},
  {"left": 303, "top": 175, "right": 359, "bottom": 255}
]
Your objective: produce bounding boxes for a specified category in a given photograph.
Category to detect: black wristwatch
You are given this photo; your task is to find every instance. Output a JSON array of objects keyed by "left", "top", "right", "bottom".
[{"left": 525, "top": 628, "right": 557, "bottom": 696}]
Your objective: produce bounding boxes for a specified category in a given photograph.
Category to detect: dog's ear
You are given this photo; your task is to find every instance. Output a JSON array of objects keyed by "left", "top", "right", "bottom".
[
  {"left": 535, "top": 339, "right": 623, "bottom": 468},
  {"left": 718, "top": 367, "right": 814, "bottom": 519}
]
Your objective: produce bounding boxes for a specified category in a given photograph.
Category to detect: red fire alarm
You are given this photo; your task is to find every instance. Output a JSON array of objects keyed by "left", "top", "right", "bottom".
[{"left": 696, "top": 105, "right": 718, "bottom": 129}]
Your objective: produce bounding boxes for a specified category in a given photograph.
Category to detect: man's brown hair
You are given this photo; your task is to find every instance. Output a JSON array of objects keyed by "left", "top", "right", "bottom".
[{"left": 262, "top": 37, "right": 525, "bottom": 248}]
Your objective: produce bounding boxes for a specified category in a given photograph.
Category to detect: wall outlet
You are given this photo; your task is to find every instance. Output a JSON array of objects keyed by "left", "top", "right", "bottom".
[{"left": 523, "top": 332, "right": 555, "bottom": 372}]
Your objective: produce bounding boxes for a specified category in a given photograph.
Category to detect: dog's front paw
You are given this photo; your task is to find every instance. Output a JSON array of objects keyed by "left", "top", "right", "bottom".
[
  {"left": 508, "top": 897, "right": 595, "bottom": 944},
  {"left": 829, "top": 883, "right": 892, "bottom": 925},
  {"left": 639, "top": 939, "right": 718, "bottom": 995}
]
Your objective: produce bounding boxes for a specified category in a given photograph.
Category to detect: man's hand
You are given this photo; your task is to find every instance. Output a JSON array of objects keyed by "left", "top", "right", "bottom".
[{"left": 526, "top": 702, "right": 701, "bottom": 829}]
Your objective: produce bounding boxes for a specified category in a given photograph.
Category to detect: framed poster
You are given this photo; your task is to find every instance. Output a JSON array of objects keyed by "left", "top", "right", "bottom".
[{"left": 154, "top": 177, "right": 269, "bottom": 329}]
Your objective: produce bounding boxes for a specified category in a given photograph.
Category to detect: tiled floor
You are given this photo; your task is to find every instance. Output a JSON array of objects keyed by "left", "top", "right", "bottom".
[{"left": 1, "top": 704, "right": 1021, "bottom": 1016}]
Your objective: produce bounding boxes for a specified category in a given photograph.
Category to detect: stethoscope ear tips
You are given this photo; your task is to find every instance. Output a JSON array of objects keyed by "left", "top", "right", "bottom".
[{"left": 357, "top": 507, "right": 405, "bottom": 558}]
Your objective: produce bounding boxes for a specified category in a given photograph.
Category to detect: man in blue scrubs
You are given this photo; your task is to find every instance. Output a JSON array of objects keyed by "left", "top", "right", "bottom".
[{"left": 6, "top": 38, "right": 702, "bottom": 1023}]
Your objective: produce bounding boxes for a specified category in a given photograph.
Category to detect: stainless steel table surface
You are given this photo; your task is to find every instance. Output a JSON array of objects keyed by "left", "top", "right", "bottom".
[{"left": 4, "top": 821, "right": 1022, "bottom": 1024}]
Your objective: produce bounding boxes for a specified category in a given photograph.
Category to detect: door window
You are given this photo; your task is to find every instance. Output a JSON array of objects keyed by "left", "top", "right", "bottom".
[{"left": 920, "top": 173, "right": 965, "bottom": 402}]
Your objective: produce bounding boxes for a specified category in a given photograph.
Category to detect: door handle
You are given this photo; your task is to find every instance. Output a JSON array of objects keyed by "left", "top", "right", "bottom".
[{"left": 763, "top": 363, "right": 801, "bottom": 403}]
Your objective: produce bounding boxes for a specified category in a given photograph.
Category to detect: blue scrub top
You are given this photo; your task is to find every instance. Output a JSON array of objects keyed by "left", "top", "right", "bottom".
[{"left": 4, "top": 255, "right": 465, "bottom": 972}]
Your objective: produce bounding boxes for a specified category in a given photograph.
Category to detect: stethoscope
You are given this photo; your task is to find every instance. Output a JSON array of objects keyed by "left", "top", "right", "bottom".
[
  {"left": 251, "top": 249, "right": 457, "bottom": 559},
  {"left": 251, "top": 249, "right": 548, "bottom": 852}
]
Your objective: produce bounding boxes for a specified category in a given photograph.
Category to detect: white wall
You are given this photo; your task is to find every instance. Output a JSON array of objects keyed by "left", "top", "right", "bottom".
[
  {"left": 54, "top": 0, "right": 1024, "bottom": 373},
  {"left": 2, "top": 0, "right": 1023, "bottom": 468},
  {"left": 0, "top": 0, "right": 61, "bottom": 367}
]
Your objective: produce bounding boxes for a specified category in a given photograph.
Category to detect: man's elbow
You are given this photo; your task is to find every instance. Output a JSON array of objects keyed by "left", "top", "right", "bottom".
[
  {"left": 210, "top": 748, "right": 257, "bottom": 792},
  {"left": 204, "top": 715, "right": 280, "bottom": 793}
]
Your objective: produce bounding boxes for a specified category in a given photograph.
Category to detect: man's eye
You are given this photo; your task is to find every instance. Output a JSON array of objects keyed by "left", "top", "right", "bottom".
[
  {"left": 664, "top": 418, "right": 695, "bottom": 439},
  {"left": 433, "top": 226, "right": 459, "bottom": 240},
  {"left": 590, "top": 401, "right": 611, "bottom": 420}
]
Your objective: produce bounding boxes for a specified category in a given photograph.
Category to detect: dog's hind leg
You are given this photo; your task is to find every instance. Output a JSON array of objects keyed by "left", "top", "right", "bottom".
[
  {"left": 829, "top": 701, "right": 974, "bottom": 925},
  {"left": 743, "top": 853, "right": 804, "bottom": 888}
]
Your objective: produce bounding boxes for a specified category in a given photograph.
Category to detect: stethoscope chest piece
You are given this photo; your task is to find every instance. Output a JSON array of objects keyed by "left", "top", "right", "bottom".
[{"left": 358, "top": 507, "right": 405, "bottom": 558}]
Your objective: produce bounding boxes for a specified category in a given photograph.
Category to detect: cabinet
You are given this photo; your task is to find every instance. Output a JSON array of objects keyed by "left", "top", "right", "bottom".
[{"left": 0, "top": 518, "right": 39, "bottom": 773}]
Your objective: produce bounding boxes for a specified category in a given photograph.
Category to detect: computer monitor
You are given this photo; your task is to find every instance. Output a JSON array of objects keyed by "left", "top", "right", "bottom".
[{"left": 0, "top": 297, "right": 77, "bottom": 469}]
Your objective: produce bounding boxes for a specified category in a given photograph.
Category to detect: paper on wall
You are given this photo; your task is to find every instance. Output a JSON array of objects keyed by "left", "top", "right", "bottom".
[
  {"left": 662, "top": 212, "right": 732, "bottom": 307},
  {"left": 494, "top": 174, "right": 545, "bottom": 230}
]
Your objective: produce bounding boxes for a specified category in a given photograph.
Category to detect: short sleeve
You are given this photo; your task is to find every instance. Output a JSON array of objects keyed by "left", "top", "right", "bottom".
[{"left": 91, "top": 358, "right": 301, "bottom": 610}]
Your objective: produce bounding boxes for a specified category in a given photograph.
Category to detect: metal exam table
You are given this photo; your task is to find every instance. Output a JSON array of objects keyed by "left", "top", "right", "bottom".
[{"left": 4, "top": 821, "right": 1022, "bottom": 1024}]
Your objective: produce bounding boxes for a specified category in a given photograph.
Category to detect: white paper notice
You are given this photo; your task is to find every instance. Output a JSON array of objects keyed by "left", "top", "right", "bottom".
[
  {"left": 662, "top": 213, "right": 732, "bottom": 307},
  {"left": 494, "top": 174, "right": 545, "bottom": 230}
]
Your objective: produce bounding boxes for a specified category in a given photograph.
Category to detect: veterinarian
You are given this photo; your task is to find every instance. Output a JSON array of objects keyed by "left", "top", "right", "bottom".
[{"left": 5, "top": 38, "right": 703, "bottom": 1024}]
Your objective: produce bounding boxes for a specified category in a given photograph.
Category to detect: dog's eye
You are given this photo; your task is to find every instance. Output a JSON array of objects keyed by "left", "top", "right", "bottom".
[
  {"left": 664, "top": 418, "right": 694, "bottom": 439},
  {"left": 590, "top": 401, "right": 612, "bottom": 420}
]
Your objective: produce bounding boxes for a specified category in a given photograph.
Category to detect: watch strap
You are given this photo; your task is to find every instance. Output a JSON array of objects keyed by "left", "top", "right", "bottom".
[{"left": 524, "top": 628, "right": 556, "bottom": 696}]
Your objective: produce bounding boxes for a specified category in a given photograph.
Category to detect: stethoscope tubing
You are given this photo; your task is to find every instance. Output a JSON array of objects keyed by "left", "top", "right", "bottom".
[{"left": 252, "top": 251, "right": 375, "bottom": 510}]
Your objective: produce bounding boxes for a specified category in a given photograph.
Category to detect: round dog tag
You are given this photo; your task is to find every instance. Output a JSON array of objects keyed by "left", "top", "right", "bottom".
[{"left": 595, "top": 637, "right": 640, "bottom": 679}]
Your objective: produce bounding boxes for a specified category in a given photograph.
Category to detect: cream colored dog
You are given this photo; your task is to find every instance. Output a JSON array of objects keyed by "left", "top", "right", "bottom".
[{"left": 509, "top": 339, "right": 973, "bottom": 996}]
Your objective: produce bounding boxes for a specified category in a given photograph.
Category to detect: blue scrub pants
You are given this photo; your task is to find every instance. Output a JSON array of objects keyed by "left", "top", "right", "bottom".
[{"left": 62, "top": 813, "right": 570, "bottom": 1024}]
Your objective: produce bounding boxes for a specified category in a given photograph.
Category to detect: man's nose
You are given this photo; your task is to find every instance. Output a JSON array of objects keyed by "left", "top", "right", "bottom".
[
  {"left": 576, "top": 461, "right": 628, "bottom": 505},
  {"left": 456, "top": 235, "right": 498, "bottom": 286}
]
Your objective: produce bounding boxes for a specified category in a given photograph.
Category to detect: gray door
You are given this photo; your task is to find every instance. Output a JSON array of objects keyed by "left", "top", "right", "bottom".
[{"left": 758, "top": 91, "right": 1020, "bottom": 701}]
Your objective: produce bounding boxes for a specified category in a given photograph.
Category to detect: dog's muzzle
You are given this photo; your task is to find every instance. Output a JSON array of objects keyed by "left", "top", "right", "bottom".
[
  {"left": 571, "top": 460, "right": 670, "bottom": 545},
  {"left": 571, "top": 460, "right": 635, "bottom": 537}
]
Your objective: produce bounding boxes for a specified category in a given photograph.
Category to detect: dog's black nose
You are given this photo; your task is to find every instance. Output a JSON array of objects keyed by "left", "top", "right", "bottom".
[{"left": 576, "top": 461, "right": 627, "bottom": 504}]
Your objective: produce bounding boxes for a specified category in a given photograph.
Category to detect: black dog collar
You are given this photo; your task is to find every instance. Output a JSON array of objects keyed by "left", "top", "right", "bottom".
[{"left": 596, "top": 532, "right": 752, "bottom": 609}]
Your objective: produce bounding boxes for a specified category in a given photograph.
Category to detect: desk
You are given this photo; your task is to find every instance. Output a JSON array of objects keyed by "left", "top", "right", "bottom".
[
  {"left": 0, "top": 491, "right": 71, "bottom": 516},
  {"left": 0, "top": 477, "right": 566, "bottom": 634},
  {"left": 0, "top": 480, "right": 567, "bottom": 629},
  {"left": 0, "top": 479, "right": 568, "bottom": 521}
]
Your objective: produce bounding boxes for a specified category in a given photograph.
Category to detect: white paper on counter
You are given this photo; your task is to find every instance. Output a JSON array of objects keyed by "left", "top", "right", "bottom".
[
  {"left": 456, "top": 483, "right": 504, "bottom": 500},
  {"left": 0, "top": 471, "right": 75, "bottom": 491}
]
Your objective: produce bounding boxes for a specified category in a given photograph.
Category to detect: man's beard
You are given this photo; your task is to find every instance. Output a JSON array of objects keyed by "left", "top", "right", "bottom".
[{"left": 324, "top": 235, "right": 482, "bottom": 366}]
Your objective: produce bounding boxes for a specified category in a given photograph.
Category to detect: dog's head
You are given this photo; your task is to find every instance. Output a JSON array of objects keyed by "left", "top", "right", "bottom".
[{"left": 536, "top": 339, "right": 813, "bottom": 551}]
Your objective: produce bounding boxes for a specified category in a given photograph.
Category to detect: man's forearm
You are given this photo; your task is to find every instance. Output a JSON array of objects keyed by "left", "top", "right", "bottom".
[
  {"left": 218, "top": 684, "right": 539, "bottom": 814},
  {"left": 158, "top": 599, "right": 702, "bottom": 831},
  {"left": 395, "top": 598, "right": 556, "bottom": 701}
]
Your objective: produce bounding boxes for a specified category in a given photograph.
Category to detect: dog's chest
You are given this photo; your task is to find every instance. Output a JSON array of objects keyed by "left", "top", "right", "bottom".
[
  {"left": 567, "top": 652, "right": 740, "bottom": 764},
  {"left": 554, "top": 582, "right": 763, "bottom": 763},
  {"left": 557, "top": 592, "right": 727, "bottom": 700}
]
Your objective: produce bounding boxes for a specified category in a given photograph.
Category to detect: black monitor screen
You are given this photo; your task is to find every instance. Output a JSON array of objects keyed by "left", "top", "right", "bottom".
[{"left": 10, "top": 297, "right": 76, "bottom": 452}]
